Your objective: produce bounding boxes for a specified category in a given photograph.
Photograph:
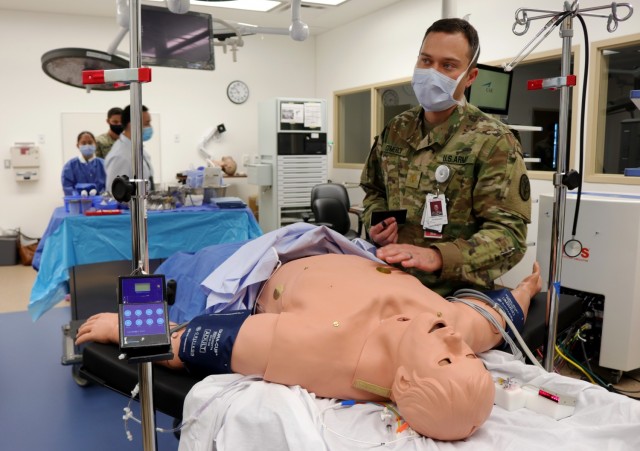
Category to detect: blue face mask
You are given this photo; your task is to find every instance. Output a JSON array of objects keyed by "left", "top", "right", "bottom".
[
  {"left": 142, "top": 126, "right": 153, "bottom": 142},
  {"left": 79, "top": 144, "right": 96, "bottom": 158},
  {"left": 411, "top": 46, "right": 479, "bottom": 112}
]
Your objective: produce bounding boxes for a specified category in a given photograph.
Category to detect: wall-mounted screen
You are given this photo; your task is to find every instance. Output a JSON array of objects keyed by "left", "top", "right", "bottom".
[
  {"left": 141, "top": 5, "right": 215, "bottom": 71},
  {"left": 466, "top": 63, "right": 513, "bottom": 115}
]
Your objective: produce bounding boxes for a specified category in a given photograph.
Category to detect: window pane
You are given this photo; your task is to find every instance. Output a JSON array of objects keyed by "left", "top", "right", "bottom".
[
  {"left": 336, "top": 90, "right": 371, "bottom": 165},
  {"left": 377, "top": 83, "right": 419, "bottom": 132},
  {"left": 506, "top": 58, "right": 573, "bottom": 173},
  {"left": 598, "top": 43, "right": 640, "bottom": 174}
]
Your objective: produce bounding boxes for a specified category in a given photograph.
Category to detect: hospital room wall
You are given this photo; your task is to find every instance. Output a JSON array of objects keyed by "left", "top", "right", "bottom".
[
  {"left": 316, "top": 0, "right": 640, "bottom": 287},
  {"left": 0, "top": 9, "right": 316, "bottom": 238}
]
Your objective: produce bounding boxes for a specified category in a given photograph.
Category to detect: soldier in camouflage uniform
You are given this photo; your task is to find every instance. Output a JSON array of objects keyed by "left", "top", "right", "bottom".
[
  {"left": 360, "top": 18, "right": 531, "bottom": 296},
  {"left": 95, "top": 107, "right": 123, "bottom": 159}
]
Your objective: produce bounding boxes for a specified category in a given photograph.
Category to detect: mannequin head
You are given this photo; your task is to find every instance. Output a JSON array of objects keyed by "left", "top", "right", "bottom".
[
  {"left": 390, "top": 313, "right": 495, "bottom": 440},
  {"left": 220, "top": 156, "right": 237, "bottom": 176}
]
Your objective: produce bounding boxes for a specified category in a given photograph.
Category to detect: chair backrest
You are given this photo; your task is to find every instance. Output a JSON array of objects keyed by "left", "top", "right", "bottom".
[
  {"left": 312, "top": 197, "right": 351, "bottom": 235},
  {"left": 310, "top": 183, "right": 351, "bottom": 211}
]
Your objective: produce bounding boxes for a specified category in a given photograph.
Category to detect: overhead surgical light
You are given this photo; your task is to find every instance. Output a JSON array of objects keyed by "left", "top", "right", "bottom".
[{"left": 41, "top": 0, "right": 310, "bottom": 90}]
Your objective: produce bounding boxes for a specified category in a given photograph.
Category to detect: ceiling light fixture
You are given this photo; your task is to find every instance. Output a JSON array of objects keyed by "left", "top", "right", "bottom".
[{"left": 147, "top": 0, "right": 282, "bottom": 12}]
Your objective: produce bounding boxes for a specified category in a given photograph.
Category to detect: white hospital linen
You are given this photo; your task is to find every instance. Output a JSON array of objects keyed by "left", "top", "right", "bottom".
[{"left": 179, "top": 351, "right": 640, "bottom": 451}]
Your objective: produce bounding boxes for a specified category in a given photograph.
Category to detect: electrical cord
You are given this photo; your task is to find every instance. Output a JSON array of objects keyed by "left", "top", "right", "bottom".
[
  {"left": 448, "top": 291, "right": 544, "bottom": 370},
  {"left": 319, "top": 401, "right": 417, "bottom": 447},
  {"left": 122, "top": 374, "right": 262, "bottom": 441}
]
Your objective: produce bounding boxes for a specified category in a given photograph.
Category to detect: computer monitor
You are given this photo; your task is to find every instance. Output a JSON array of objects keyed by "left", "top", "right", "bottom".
[
  {"left": 465, "top": 63, "right": 513, "bottom": 115},
  {"left": 141, "top": 5, "right": 215, "bottom": 71}
]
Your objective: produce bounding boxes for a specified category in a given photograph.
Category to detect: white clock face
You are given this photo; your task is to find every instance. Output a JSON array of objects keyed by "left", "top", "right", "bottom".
[
  {"left": 227, "top": 80, "right": 249, "bottom": 104},
  {"left": 382, "top": 89, "right": 399, "bottom": 106}
]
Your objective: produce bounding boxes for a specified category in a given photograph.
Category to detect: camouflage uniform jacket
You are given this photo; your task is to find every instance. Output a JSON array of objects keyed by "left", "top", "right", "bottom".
[
  {"left": 360, "top": 103, "right": 531, "bottom": 296},
  {"left": 95, "top": 132, "right": 117, "bottom": 159}
]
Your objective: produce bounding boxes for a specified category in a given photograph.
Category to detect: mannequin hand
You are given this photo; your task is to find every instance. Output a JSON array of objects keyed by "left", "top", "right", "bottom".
[
  {"left": 369, "top": 218, "right": 399, "bottom": 247},
  {"left": 75, "top": 313, "right": 119, "bottom": 345},
  {"left": 377, "top": 244, "right": 443, "bottom": 272}
]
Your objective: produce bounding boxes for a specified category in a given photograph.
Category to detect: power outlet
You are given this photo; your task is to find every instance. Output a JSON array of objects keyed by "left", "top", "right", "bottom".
[
  {"left": 242, "top": 154, "right": 250, "bottom": 166},
  {"left": 4, "top": 159, "right": 10, "bottom": 169}
]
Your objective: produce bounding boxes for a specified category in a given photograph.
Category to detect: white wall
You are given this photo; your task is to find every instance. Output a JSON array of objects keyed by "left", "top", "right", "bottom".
[
  {"left": 0, "top": 9, "right": 315, "bottom": 237},
  {"left": 2, "top": 1, "right": 640, "bottom": 287},
  {"left": 316, "top": 0, "right": 640, "bottom": 286}
]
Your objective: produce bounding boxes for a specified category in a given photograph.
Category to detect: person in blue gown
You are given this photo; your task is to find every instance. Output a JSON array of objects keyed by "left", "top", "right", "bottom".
[{"left": 61, "top": 131, "right": 106, "bottom": 195}]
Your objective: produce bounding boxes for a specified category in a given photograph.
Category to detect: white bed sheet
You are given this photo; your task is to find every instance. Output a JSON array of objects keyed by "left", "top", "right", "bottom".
[{"left": 178, "top": 351, "right": 640, "bottom": 451}]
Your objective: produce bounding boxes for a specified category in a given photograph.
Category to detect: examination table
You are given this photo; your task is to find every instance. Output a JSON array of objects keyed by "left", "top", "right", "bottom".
[{"left": 78, "top": 279, "right": 583, "bottom": 428}]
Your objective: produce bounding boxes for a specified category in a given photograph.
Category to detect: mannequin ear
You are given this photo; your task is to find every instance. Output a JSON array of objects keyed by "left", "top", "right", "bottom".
[{"left": 391, "top": 366, "right": 412, "bottom": 402}]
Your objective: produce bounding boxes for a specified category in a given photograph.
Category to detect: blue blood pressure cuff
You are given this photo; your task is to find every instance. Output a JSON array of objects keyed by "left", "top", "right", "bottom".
[
  {"left": 483, "top": 288, "right": 525, "bottom": 338},
  {"left": 178, "top": 309, "right": 252, "bottom": 378},
  {"left": 452, "top": 288, "right": 525, "bottom": 349}
]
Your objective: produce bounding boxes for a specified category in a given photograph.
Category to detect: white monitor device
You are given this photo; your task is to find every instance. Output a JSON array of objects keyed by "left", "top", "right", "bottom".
[{"left": 537, "top": 192, "right": 640, "bottom": 372}]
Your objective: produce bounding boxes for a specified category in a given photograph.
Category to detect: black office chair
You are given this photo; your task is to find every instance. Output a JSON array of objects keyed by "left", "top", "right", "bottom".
[{"left": 310, "top": 183, "right": 359, "bottom": 240}]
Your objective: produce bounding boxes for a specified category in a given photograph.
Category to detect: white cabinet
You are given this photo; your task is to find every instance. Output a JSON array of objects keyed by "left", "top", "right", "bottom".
[{"left": 256, "top": 98, "right": 327, "bottom": 232}]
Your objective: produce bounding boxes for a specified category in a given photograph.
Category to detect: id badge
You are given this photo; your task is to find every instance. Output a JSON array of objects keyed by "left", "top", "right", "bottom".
[
  {"left": 425, "top": 193, "right": 448, "bottom": 229},
  {"left": 424, "top": 229, "right": 443, "bottom": 239}
]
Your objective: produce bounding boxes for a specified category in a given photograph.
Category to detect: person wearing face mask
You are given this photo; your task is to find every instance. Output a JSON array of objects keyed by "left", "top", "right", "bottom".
[
  {"left": 361, "top": 18, "right": 531, "bottom": 297},
  {"left": 95, "top": 107, "right": 123, "bottom": 159},
  {"left": 61, "top": 131, "right": 106, "bottom": 195},
  {"left": 105, "top": 104, "right": 155, "bottom": 192}
]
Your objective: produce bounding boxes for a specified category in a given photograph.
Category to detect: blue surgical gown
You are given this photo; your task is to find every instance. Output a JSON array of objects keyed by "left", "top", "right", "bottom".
[{"left": 61, "top": 157, "right": 106, "bottom": 195}]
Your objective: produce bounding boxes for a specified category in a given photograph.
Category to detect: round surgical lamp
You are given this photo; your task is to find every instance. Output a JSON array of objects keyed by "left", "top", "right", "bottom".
[{"left": 41, "top": 48, "right": 130, "bottom": 91}]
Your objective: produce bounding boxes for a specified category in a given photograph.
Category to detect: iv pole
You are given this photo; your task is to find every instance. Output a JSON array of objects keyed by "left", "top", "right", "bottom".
[
  {"left": 503, "top": 1, "right": 633, "bottom": 371},
  {"left": 129, "top": 0, "right": 156, "bottom": 449}
]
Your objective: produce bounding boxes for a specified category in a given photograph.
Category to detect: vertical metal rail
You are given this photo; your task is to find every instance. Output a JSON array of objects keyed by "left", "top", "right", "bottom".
[
  {"left": 128, "top": 0, "right": 156, "bottom": 450},
  {"left": 505, "top": 1, "right": 633, "bottom": 371},
  {"left": 544, "top": 9, "right": 573, "bottom": 371}
]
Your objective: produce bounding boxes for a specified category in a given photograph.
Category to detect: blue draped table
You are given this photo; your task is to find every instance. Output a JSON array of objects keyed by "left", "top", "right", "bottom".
[{"left": 29, "top": 206, "right": 262, "bottom": 320}]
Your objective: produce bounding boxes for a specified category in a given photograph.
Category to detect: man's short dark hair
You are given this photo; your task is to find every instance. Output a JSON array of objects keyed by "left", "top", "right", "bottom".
[
  {"left": 121, "top": 105, "right": 149, "bottom": 129},
  {"left": 107, "top": 107, "right": 123, "bottom": 119},
  {"left": 423, "top": 18, "right": 480, "bottom": 68}
]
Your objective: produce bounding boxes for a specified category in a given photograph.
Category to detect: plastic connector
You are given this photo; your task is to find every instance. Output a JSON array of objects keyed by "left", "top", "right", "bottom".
[{"left": 494, "top": 378, "right": 528, "bottom": 411}]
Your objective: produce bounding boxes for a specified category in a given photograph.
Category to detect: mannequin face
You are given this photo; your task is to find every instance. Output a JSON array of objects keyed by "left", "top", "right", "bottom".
[
  {"left": 395, "top": 312, "right": 480, "bottom": 373},
  {"left": 391, "top": 312, "right": 494, "bottom": 440}
]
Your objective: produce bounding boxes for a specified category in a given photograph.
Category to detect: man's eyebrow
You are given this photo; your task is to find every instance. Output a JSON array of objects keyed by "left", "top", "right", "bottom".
[{"left": 418, "top": 52, "right": 462, "bottom": 64}]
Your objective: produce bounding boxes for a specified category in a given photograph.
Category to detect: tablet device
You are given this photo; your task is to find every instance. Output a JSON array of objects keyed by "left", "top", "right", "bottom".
[
  {"left": 118, "top": 274, "right": 171, "bottom": 351},
  {"left": 371, "top": 209, "right": 407, "bottom": 226}
]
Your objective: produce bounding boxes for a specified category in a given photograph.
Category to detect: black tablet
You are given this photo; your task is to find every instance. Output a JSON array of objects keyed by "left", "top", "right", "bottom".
[{"left": 370, "top": 209, "right": 407, "bottom": 226}]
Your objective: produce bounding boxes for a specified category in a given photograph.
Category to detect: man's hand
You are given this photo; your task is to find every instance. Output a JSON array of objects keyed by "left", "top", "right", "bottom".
[
  {"left": 75, "top": 313, "right": 120, "bottom": 345},
  {"left": 369, "top": 218, "right": 399, "bottom": 247},
  {"left": 377, "top": 244, "right": 443, "bottom": 273}
]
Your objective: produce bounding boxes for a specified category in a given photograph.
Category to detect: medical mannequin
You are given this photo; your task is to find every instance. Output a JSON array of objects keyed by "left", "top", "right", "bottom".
[
  {"left": 212, "top": 156, "right": 237, "bottom": 177},
  {"left": 77, "top": 254, "right": 541, "bottom": 441}
]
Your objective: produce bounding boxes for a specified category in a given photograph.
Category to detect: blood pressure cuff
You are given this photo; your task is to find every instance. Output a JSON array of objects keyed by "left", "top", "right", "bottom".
[
  {"left": 453, "top": 288, "right": 525, "bottom": 349},
  {"left": 484, "top": 288, "right": 525, "bottom": 348},
  {"left": 178, "top": 309, "right": 252, "bottom": 378}
]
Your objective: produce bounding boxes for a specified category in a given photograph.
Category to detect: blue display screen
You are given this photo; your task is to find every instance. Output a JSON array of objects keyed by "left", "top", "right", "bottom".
[{"left": 119, "top": 276, "right": 167, "bottom": 340}]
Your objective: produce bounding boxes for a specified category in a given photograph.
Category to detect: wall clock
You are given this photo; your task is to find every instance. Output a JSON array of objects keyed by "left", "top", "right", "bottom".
[
  {"left": 382, "top": 89, "right": 399, "bottom": 106},
  {"left": 227, "top": 80, "right": 249, "bottom": 104}
]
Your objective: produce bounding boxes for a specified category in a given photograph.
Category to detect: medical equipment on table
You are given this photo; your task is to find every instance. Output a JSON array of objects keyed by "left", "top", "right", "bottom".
[{"left": 537, "top": 192, "right": 640, "bottom": 378}]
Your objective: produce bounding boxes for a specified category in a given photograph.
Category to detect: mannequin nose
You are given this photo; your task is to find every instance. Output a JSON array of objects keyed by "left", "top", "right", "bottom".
[{"left": 443, "top": 330, "right": 464, "bottom": 350}]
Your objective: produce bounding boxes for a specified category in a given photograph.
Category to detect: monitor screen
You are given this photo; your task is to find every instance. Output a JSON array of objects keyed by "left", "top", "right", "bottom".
[
  {"left": 141, "top": 5, "right": 215, "bottom": 71},
  {"left": 466, "top": 64, "right": 513, "bottom": 115}
]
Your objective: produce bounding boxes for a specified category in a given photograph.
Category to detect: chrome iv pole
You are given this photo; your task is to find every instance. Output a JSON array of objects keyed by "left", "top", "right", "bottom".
[
  {"left": 128, "top": 0, "right": 155, "bottom": 449},
  {"left": 503, "top": 1, "right": 633, "bottom": 371}
]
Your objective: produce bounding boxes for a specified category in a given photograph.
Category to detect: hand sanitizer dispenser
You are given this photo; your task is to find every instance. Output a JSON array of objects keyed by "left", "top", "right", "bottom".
[{"left": 11, "top": 142, "right": 40, "bottom": 181}]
